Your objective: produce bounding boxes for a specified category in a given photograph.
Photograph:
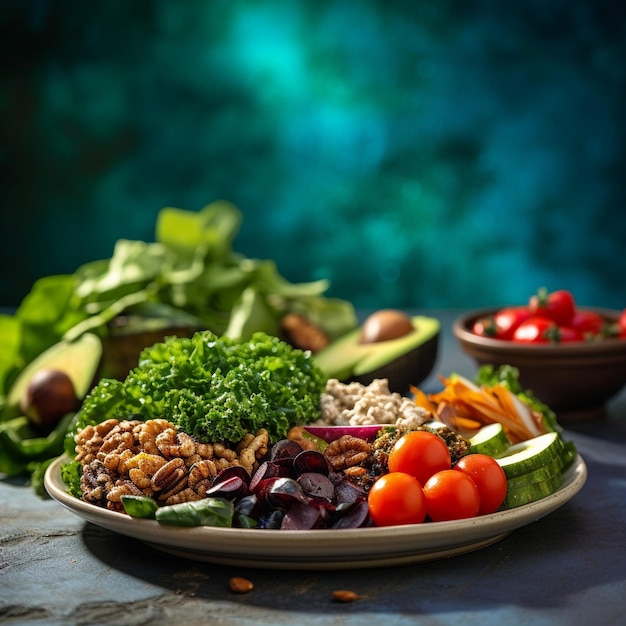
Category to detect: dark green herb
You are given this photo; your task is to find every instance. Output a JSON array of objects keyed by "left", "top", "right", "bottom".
[
  {"left": 121, "top": 495, "right": 159, "bottom": 519},
  {"left": 155, "top": 497, "right": 234, "bottom": 527}
]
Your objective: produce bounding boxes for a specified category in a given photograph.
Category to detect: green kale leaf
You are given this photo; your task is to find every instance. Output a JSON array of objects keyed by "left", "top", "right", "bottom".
[{"left": 67, "top": 330, "right": 327, "bottom": 450}]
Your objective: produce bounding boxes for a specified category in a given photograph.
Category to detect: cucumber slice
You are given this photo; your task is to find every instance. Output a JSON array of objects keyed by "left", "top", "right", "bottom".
[
  {"left": 505, "top": 472, "right": 563, "bottom": 508},
  {"left": 469, "top": 423, "right": 511, "bottom": 457},
  {"left": 505, "top": 455, "right": 564, "bottom": 491},
  {"left": 496, "top": 432, "right": 563, "bottom": 478}
]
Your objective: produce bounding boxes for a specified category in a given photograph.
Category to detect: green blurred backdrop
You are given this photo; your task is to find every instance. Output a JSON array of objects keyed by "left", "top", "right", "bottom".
[{"left": 2, "top": 0, "right": 625, "bottom": 310}]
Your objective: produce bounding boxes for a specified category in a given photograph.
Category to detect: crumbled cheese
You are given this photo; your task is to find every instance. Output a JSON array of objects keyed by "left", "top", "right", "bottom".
[{"left": 316, "top": 378, "right": 431, "bottom": 429}]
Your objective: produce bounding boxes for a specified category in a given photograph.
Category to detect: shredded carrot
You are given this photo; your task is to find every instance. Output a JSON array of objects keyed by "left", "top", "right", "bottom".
[
  {"left": 413, "top": 374, "right": 546, "bottom": 443},
  {"left": 449, "top": 415, "right": 483, "bottom": 431},
  {"left": 410, "top": 385, "right": 438, "bottom": 415}
]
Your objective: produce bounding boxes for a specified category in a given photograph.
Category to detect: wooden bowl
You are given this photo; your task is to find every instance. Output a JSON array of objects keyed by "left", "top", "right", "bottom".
[{"left": 453, "top": 308, "right": 626, "bottom": 422}]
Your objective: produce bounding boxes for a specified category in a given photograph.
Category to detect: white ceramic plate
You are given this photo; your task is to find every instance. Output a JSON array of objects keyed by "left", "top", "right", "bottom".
[{"left": 44, "top": 454, "right": 587, "bottom": 570}]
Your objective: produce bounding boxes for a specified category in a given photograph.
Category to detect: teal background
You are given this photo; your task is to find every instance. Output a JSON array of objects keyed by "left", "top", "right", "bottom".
[{"left": 2, "top": 0, "right": 626, "bottom": 310}]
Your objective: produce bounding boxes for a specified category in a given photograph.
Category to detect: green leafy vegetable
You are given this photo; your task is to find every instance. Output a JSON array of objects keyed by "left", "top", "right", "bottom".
[
  {"left": 155, "top": 497, "right": 235, "bottom": 527},
  {"left": 121, "top": 495, "right": 159, "bottom": 519},
  {"left": 68, "top": 330, "right": 327, "bottom": 449},
  {"left": 0, "top": 200, "right": 356, "bottom": 397},
  {"left": 0, "top": 199, "right": 356, "bottom": 487},
  {"left": 60, "top": 459, "right": 83, "bottom": 498},
  {"left": 0, "top": 413, "right": 74, "bottom": 477}
]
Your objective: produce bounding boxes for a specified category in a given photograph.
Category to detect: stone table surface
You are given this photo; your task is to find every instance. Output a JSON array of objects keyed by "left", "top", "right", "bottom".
[{"left": 2, "top": 311, "right": 626, "bottom": 626}]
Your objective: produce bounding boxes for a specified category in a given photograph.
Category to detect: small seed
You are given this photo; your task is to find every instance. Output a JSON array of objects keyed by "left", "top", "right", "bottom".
[
  {"left": 332, "top": 589, "right": 360, "bottom": 603},
  {"left": 229, "top": 577, "right": 254, "bottom": 594}
]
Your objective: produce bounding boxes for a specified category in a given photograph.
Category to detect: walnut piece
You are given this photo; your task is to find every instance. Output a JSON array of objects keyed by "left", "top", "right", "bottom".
[{"left": 324, "top": 435, "right": 373, "bottom": 471}]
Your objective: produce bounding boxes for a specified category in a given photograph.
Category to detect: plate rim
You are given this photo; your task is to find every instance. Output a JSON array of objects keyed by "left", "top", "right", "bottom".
[{"left": 44, "top": 453, "right": 587, "bottom": 568}]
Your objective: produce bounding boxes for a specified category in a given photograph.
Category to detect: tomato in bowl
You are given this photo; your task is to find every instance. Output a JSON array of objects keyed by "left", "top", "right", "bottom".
[{"left": 453, "top": 306, "right": 626, "bottom": 422}]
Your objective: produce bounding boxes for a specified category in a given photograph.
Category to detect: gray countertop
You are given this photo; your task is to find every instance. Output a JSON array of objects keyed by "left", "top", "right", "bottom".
[{"left": 2, "top": 310, "right": 625, "bottom": 626}]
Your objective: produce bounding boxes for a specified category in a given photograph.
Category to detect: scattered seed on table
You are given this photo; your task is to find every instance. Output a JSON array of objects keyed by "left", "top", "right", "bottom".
[
  {"left": 332, "top": 589, "right": 360, "bottom": 603},
  {"left": 229, "top": 577, "right": 254, "bottom": 594}
]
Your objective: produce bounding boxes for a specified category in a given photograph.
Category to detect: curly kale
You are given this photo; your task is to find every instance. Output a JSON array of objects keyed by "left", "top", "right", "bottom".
[{"left": 67, "top": 331, "right": 326, "bottom": 453}]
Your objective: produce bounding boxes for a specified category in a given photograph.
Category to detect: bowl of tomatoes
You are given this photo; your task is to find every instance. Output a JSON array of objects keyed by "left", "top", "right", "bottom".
[{"left": 453, "top": 288, "right": 626, "bottom": 422}]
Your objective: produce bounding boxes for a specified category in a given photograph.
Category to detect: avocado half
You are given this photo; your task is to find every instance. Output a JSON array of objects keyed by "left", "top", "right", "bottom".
[
  {"left": 6, "top": 333, "right": 103, "bottom": 418},
  {"left": 313, "top": 315, "right": 440, "bottom": 393}
]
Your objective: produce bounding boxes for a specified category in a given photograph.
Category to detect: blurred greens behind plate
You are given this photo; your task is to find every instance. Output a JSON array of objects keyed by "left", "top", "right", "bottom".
[
  {"left": 0, "top": 200, "right": 356, "bottom": 395},
  {"left": 0, "top": 200, "right": 356, "bottom": 487}
]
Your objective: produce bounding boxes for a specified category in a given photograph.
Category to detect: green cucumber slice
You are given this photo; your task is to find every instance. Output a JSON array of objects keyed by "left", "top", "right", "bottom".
[
  {"left": 496, "top": 432, "right": 563, "bottom": 478},
  {"left": 505, "top": 455, "right": 564, "bottom": 491},
  {"left": 505, "top": 472, "right": 563, "bottom": 508},
  {"left": 469, "top": 423, "right": 511, "bottom": 457}
]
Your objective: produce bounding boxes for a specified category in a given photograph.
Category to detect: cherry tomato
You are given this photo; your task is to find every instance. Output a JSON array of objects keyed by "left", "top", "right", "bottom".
[
  {"left": 453, "top": 454, "right": 508, "bottom": 515},
  {"left": 570, "top": 310, "right": 605, "bottom": 338},
  {"left": 492, "top": 306, "right": 533, "bottom": 340},
  {"left": 387, "top": 430, "right": 452, "bottom": 486},
  {"left": 528, "top": 288, "right": 576, "bottom": 326},
  {"left": 367, "top": 472, "right": 427, "bottom": 527},
  {"left": 557, "top": 325, "right": 585, "bottom": 343},
  {"left": 513, "top": 317, "right": 582, "bottom": 343},
  {"left": 513, "top": 317, "right": 557, "bottom": 343},
  {"left": 423, "top": 470, "right": 480, "bottom": 522}
]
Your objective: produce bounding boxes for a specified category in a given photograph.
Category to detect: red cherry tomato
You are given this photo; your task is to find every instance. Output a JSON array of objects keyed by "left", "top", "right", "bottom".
[
  {"left": 367, "top": 472, "right": 427, "bottom": 527},
  {"left": 570, "top": 310, "right": 605, "bottom": 338},
  {"left": 423, "top": 470, "right": 481, "bottom": 522},
  {"left": 513, "top": 317, "right": 557, "bottom": 343},
  {"left": 492, "top": 306, "right": 533, "bottom": 340},
  {"left": 528, "top": 288, "right": 576, "bottom": 326},
  {"left": 557, "top": 325, "right": 585, "bottom": 343},
  {"left": 387, "top": 430, "right": 452, "bottom": 486},
  {"left": 453, "top": 454, "right": 508, "bottom": 515},
  {"left": 513, "top": 317, "right": 582, "bottom": 343}
]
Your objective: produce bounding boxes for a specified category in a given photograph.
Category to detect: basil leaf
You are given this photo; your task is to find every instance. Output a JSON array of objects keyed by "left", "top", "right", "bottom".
[
  {"left": 121, "top": 495, "right": 159, "bottom": 519},
  {"left": 155, "top": 497, "right": 234, "bottom": 527}
]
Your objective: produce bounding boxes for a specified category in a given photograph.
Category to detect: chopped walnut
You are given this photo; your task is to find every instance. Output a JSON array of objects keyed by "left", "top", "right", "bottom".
[
  {"left": 156, "top": 428, "right": 196, "bottom": 459},
  {"left": 286, "top": 426, "right": 322, "bottom": 451},
  {"left": 163, "top": 487, "right": 205, "bottom": 506},
  {"left": 138, "top": 419, "right": 175, "bottom": 456},
  {"left": 188, "top": 459, "right": 219, "bottom": 496},
  {"left": 74, "top": 419, "right": 270, "bottom": 514},
  {"left": 80, "top": 459, "right": 115, "bottom": 507},
  {"left": 324, "top": 435, "right": 373, "bottom": 471},
  {"left": 75, "top": 419, "right": 141, "bottom": 465}
]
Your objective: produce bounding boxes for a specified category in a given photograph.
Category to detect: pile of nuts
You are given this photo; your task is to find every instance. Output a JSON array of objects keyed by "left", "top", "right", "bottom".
[{"left": 74, "top": 418, "right": 269, "bottom": 511}]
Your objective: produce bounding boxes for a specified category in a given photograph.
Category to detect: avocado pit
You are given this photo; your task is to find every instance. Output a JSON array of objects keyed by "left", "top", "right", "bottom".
[
  {"left": 20, "top": 368, "right": 79, "bottom": 431},
  {"left": 359, "top": 310, "right": 415, "bottom": 344}
]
